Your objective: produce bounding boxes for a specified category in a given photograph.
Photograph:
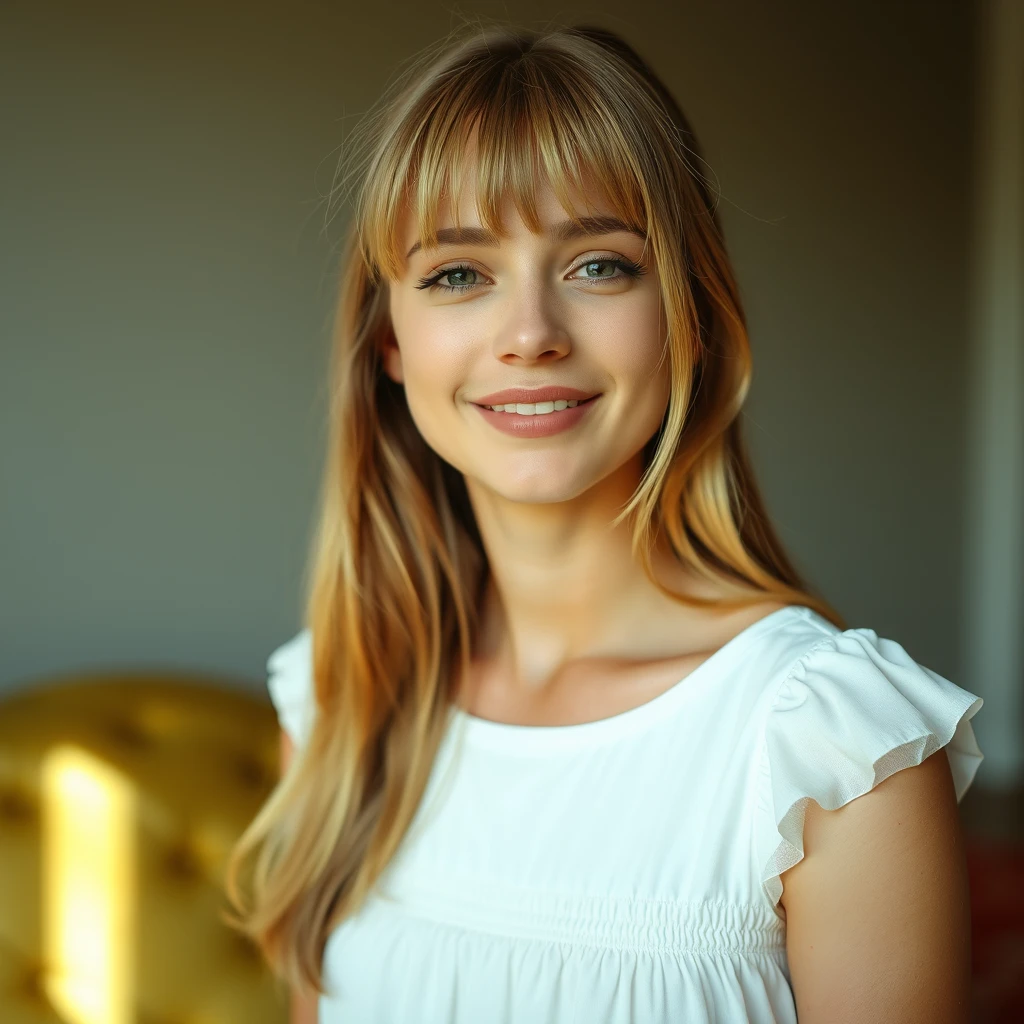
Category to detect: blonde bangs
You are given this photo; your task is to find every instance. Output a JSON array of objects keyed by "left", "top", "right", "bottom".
[{"left": 360, "top": 48, "right": 653, "bottom": 283}]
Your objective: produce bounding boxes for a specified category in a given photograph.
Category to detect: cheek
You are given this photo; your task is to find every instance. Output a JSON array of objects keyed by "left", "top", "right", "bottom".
[
  {"left": 390, "top": 318, "right": 478, "bottom": 459},
  {"left": 401, "top": 324, "right": 476, "bottom": 397},
  {"left": 390, "top": 297, "right": 472, "bottom": 391},
  {"left": 598, "top": 294, "right": 670, "bottom": 393},
  {"left": 602, "top": 298, "right": 672, "bottom": 445}
]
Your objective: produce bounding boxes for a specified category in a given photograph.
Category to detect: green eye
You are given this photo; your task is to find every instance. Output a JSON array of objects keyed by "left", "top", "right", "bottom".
[
  {"left": 414, "top": 256, "right": 647, "bottom": 294},
  {"left": 415, "top": 264, "right": 480, "bottom": 293}
]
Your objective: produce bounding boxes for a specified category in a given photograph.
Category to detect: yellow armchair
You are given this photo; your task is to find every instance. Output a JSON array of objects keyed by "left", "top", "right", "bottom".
[{"left": 0, "top": 671, "right": 288, "bottom": 1024}]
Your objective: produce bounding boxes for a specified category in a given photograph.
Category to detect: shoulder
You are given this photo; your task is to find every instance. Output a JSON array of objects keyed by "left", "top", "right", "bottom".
[
  {"left": 754, "top": 611, "right": 984, "bottom": 757},
  {"left": 720, "top": 602, "right": 839, "bottom": 708},
  {"left": 267, "top": 627, "right": 312, "bottom": 672},
  {"left": 754, "top": 614, "right": 984, "bottom": 900},
  {"left": 749, "top": 616, "right": 984, "bottom": 1020},
  {"left": 266, "top": 628, "right": 315, "bottom": 747},
  {"left": 764, "top": 623, "right": 984, "bottom": 796}
]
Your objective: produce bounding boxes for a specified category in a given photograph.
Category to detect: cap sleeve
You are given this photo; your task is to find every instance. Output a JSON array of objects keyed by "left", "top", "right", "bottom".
[
  {"left": 756, "top": 627, "right": 984, "bottom": 912},
  {"left": 266, "top": 628, "right": 315, "bottom": 748}
]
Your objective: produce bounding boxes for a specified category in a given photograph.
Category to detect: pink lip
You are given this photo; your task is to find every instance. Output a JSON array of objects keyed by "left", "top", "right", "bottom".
[
  {"left": 472, "top": 386, "right": 598, "bottom": 406},
  {"left": 474, "top": 395, "right": 600, "bottom": 438}
]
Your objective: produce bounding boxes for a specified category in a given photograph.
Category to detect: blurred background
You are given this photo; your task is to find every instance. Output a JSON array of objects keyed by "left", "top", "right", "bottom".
[{"left": 1, "top": 0, "right": 1021, "bottom": 1021}]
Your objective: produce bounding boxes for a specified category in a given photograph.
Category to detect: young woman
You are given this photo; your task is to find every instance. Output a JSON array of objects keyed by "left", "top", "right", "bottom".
[{"left": 226, "top": 22, "right": 985, "bottom": 1024}]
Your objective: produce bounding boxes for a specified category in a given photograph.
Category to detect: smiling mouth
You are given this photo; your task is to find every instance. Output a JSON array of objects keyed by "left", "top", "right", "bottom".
[{"left": 477, "top": 396, "right": 599, "bottom": 415}]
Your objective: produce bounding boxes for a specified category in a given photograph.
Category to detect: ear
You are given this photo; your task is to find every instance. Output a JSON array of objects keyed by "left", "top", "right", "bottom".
[{"left": 379, "top": 331, "right": 404, "bottom": 385}]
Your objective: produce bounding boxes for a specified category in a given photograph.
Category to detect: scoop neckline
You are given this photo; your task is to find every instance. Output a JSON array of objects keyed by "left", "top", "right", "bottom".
[{"left": 447, "top": 604, "right": 810, "bottom": 754}]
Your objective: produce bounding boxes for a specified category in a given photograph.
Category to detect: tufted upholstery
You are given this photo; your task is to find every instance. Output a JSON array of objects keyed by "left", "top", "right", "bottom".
[{"left": 0, "top": 672, "right": 288, "bottom": 1024}]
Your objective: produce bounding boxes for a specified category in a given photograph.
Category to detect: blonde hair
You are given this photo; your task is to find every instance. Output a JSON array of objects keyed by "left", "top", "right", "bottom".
[{"left": 224, "top": 20, "right": 845, "bottom": 998}]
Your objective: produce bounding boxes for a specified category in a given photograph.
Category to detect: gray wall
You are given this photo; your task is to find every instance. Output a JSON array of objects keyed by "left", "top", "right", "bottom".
[{"left": 2, "top": 1, "right": 995, "bottom": 769}]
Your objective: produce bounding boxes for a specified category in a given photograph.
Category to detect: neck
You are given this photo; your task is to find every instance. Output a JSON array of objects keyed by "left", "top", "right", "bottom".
[{"left": 462, "top": 453, "right": 714, "bottom": 694}]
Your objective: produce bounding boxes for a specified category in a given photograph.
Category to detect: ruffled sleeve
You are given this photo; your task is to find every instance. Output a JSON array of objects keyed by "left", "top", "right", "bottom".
[
  {"left": 265, "top": 628, "right": 316, "bottom": 748},
  {"left": 756, "top": 627, "right": 984, "bottom": 912}
]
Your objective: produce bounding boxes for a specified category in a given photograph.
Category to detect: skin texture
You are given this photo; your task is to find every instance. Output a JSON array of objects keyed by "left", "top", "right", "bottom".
[{"left": 779, "top": 747, "right": 972, "bottom": 1023}]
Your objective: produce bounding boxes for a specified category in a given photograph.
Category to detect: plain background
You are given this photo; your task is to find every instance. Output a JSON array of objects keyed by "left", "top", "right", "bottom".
[{"left": 2, "top": 0, "right": 1020, "bottom": 787}]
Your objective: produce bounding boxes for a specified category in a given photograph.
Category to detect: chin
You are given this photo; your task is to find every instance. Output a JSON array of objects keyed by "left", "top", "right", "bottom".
[
  {"left": 478, "top": 471, "right": 591, "bottom": 506},
  {"left": 503, "top": 487, "right": 583, "bottom": 506}
]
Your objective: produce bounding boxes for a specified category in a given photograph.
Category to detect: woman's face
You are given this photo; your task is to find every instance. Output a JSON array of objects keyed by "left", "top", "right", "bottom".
[{"left": 384, "top": 172, "right": 670, "bottom": 506}]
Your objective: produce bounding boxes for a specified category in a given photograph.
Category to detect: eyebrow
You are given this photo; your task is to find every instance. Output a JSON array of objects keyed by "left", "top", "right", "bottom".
[{"left": 404, "top": 215, "right": 645, "bottom": 259}]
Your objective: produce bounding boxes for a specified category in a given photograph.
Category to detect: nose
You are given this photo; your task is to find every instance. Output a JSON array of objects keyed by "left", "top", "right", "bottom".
[{"left": 491, "top": 287, "right": 572, "bottom": 364}]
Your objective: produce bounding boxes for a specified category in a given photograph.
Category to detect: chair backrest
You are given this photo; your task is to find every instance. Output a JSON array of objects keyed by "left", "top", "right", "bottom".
[{"left": 0, "top": 671, "right": 286, "bottom": 1024}]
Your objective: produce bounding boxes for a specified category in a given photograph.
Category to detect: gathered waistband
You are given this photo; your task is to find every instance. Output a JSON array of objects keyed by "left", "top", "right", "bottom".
[{"left": 371, "top": 871, "right": 786, "bottom": 955}]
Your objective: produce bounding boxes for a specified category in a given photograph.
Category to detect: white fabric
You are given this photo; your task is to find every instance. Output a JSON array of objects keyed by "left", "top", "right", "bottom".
[
  {"left": 265, "top": 605, "right": 984, "bottom": 1024},
  {"left": 266, "top": 628, "right": 315, "bottom": 748}
]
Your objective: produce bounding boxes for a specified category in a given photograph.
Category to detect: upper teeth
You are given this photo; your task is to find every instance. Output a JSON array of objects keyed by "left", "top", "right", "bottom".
[{"left": 484, "top": 399, "right": 582, "bottom": 414}]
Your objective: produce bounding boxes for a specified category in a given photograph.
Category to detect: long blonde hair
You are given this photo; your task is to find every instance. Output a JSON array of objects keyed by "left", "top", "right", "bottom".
[{"left": 224, "top": 20, "right": 845, "bottom": 998}]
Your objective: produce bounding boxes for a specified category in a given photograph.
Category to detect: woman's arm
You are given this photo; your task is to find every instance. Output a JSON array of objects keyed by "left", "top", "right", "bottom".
[
  {"left": 279, "top": 728, "right": 321, "bottom": 1024},
  {"left": 781, "top": 747, "right": 972, "bottom": 1023}
]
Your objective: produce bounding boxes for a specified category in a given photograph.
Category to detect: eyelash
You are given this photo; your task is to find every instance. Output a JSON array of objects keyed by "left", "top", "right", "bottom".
[{"left": 414, "top": 257, "right": 648, "bottom": 294}]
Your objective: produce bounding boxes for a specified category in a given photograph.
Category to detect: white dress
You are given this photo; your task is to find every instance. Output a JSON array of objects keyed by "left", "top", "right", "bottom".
[{"left": 266, "top": 604, "right": 984, "bottom": 1024}]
